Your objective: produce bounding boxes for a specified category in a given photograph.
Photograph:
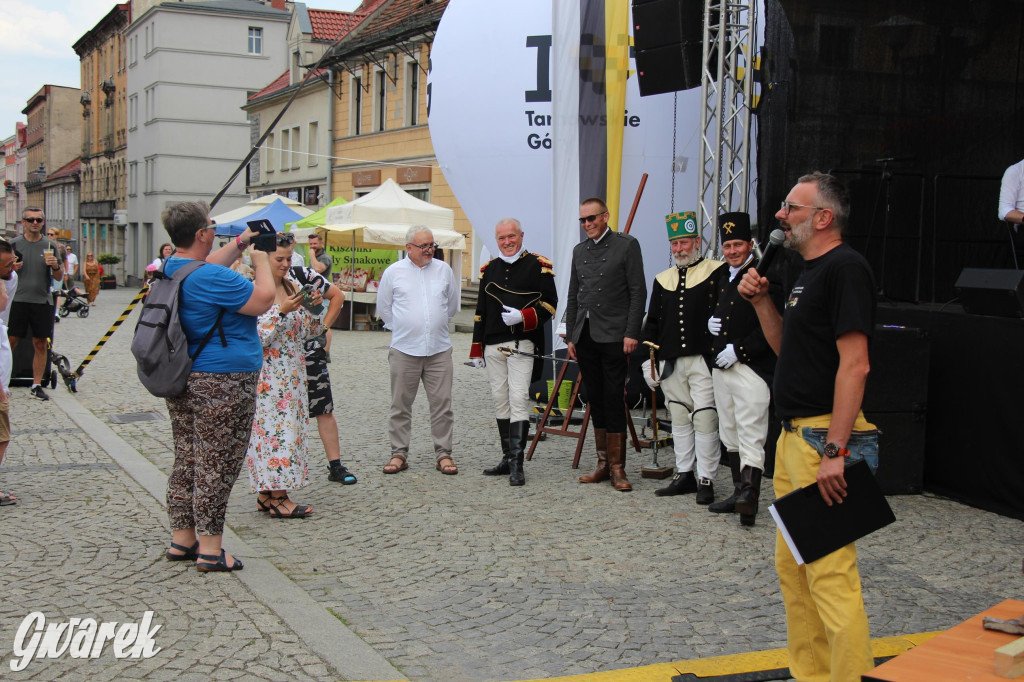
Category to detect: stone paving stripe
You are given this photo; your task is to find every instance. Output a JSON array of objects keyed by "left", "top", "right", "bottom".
[{"left": 52, "top": 391, "right": 407, "bottom": 682}]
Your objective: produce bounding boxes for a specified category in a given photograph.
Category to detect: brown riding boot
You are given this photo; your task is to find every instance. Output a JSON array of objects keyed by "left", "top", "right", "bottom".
[
  {"left": 607, "top": 432, "right": 633, "bottom": 492},
  {"left": 579, "top": 427, "right": 609, "bottom": 483}
]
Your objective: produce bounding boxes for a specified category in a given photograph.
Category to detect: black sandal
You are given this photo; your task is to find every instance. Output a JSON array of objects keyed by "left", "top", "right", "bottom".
[
  {"left": 165, "top": 541, "right": 199, "bottom": 562},
  {"left": 256, "top": 493, "right": 274, "bottom": 513},
  {"left": 195, "top": 549, "right": 244, "bottom": 573},
  {"left": 267, "top": 497, "right": 313, "bottom": 519}
]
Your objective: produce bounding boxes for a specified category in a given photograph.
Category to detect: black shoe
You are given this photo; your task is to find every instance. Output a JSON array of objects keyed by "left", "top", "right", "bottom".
[
  {"left": 695, "top": 477, "right": 715, "bottom": 505},
  {"left": 707, "top": 491, "right": 739, "bottom": 513},
  {"left": 30, "top": 386, "right": 49, "bottom": 401},
  {"left": 655, "top": 470, "right": 697, "bottom": 496},
  {"left": 327, "top": 463, "right": 357, "bottom": 484}
]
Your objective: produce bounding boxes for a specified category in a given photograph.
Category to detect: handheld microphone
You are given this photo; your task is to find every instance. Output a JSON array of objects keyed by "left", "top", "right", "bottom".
[{"left": 756, "top": 229, "right": 786, "bottom": 274}]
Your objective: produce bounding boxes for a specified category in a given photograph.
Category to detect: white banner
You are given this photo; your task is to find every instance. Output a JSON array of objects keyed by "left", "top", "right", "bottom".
[{"left": 429, "top": 0, "right": 744, "bottom": 341}]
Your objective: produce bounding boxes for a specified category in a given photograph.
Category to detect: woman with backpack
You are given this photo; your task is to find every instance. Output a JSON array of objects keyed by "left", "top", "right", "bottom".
[{"left": 159, "top": 201, "right": 275, "bottom": 573}]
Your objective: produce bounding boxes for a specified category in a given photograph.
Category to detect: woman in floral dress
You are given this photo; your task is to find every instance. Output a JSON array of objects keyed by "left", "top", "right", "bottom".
[{"left": 246, "top": 236, "right": 326, "bottom": 518}]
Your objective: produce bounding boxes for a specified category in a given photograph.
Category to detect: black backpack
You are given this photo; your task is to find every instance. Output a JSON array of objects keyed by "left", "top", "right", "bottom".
[{"left": 131, "top": 261, "right": 225, "bottom": 398}]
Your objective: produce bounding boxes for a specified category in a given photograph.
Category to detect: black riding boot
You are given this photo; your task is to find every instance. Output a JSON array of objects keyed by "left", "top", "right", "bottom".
[
  {"left": 508, "top": 421, "right": 528, "bottom": 486},
  {"left": 735, "top": 466, "right": 763, "bottom": 526},
  {"left": 708, "top": 451, "right": 742, "bottom": 513},
  {"left": 483, "top": 418, "right": 512, "bottom": 475}
]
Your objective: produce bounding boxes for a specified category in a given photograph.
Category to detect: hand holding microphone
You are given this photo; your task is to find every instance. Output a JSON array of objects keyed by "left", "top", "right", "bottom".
[{"left": 739, "top": 228, "right": 784, "bottom": 301}]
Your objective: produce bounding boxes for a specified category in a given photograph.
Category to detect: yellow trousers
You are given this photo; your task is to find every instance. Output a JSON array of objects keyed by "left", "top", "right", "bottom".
[{"left": 774, "top": 412, "right": 874, "bottom": 682}]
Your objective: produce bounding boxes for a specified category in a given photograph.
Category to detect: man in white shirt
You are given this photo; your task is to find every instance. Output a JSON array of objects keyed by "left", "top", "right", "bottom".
[
  {"left": 377, "top": 226, "right": 460, "bottom": 475},
  {"left": 999, "top": 158, "right": 1024, "bottom": 225}
]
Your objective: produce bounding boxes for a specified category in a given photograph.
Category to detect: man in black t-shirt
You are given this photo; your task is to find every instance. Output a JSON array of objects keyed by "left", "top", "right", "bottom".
[{"left": 738, "top": 172, "right": 877, "bottom": 682}]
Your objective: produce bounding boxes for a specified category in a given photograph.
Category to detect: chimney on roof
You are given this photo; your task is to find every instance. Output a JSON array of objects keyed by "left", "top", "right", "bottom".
[{"left": 271, "top": 0, "right": 286, "bottom": 9}]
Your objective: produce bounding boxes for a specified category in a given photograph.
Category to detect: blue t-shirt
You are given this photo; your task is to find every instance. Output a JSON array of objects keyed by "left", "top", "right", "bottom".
[{"left": 163, "top": 257, "right": 262, "bottom": 373}]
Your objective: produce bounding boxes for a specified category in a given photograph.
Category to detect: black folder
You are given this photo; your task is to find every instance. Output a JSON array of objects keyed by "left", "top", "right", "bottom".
[{"left": 769, "top": 458, "right": 896, "bottom": 564}]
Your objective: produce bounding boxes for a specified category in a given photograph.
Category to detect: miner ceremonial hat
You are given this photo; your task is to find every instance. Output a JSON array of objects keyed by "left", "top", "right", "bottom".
[
  {"left": 718, "top": 211, "right": 752, "bottom": 243},
  {"left": 665, "top": 211, "right": 698, "bottom": 241}
]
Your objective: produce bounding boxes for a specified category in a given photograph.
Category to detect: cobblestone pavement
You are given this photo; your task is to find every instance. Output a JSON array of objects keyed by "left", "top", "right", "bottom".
[{"left": 0, "top": 287, "right": 1021, "bottom": 680}]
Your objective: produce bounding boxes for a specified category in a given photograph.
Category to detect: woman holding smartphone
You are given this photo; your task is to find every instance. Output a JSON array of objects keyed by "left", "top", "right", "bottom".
[{"left": 245, "top": 233, "right": 327, "bottom": 518}]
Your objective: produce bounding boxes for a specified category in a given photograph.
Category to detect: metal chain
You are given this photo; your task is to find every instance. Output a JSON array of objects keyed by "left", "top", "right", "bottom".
[{"left": 670, "top": 92, "right": 678, "bottom": 212}]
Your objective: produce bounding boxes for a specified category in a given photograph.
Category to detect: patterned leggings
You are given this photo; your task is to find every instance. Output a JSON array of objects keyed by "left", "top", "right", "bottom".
[{"left": 166, "top": 371, "right": 258, "bottom": 536}]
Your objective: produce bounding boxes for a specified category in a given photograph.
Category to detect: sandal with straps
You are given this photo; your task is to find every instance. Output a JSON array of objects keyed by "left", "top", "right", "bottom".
[
  {"left": 195, "top": 549, "right": 244, "bottom": 573},
  {"left": 256, "top": 492, "right": 274, "bottom": 513},
  {"left": 436, "top": 455, "right": 458, "bottom": 475},
  {"left": 165, "top": 541, "right": 199, "bottom": 562},
  {"left": 267, "top": 496, "right": 313, "bottom": 519}
]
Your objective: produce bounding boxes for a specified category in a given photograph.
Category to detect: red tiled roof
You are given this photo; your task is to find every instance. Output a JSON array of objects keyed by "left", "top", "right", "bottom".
[
  {"left": 249, "top": 70, "right": 290, "bottom": 101},
  {"left": 248, "top": 67, "right": 329, "bottom": 102},
  {"left": 331, "top": 0, "right": 448, "bottom": 58},
  {"left": 307, "top": 9, "right": 361, "bottom": 42},
  {"left": 47, "top": 157, "right": 81, "bottom": 181}
]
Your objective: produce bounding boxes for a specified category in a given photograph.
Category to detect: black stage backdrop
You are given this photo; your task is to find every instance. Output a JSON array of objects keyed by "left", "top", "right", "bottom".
[
  {"left": 876, "top": 306, "right": 1024, "bottom": 521},
  {"left": 760, "top": 0, "right": 1024, "bottom": 303}
]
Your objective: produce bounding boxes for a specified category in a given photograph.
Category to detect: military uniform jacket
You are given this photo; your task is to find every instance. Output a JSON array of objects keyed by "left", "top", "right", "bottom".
[
  {"left": 642, "top": 256, "right": 726, "bottom": 362},
  {"left": 470, "top": 251, "right": 558, "bottom": 381},
  {"left": 711, "top": 257, "right": 778, "bottom": 385},
  {"left": 565, "top": 231, "right": 646, "bottom": 344}
]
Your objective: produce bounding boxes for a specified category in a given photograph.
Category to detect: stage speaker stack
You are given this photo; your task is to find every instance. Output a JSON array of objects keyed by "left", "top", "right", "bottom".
[
  {"left": 954, "top": 267, "right": 1024, "bottom": 318},
  {"left": 863, "top": 325, "right": 929, "bottom": 495},
  {"left": 633, "top": 0, "right": 705, "bottom": 96}
]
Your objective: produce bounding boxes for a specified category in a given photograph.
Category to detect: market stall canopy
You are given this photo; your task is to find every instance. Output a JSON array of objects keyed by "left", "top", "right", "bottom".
[
  {"left": 211, "top": 193, "right": 313, "bottom": 225},
  {"left": 214, "top": 198, "right": 308, "bottom": 237},
  {"left": 285, "top": 196, "right": 348, "bottom": 231},
  {"left": 321, "top": 178, "right": 465, "bottom": 249}
]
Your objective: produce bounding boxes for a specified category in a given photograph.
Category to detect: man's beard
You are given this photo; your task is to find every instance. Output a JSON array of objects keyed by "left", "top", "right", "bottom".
[
  {"left": 672, "top": 249, "right": 701, "bottom": 268},
  {"left": 783, "top": 214, "right": 813, "bottom": 249}
]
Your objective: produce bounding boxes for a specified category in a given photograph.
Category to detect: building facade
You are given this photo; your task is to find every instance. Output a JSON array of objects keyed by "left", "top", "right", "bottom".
[
  {"left": 2, "top": 134, "right": 16, "bottom": 237},
  {"left": 75, "top": 3, "right": 131, "bottom": 284},
  {"left": 244, "top": 3, "right": 366, "bottom": 206},
  {"left": 21, "top": 86, "right": 82, "bottom": 213},
  {"left": 325, "top": 0, "right": 473, "bottom": 281},
  {"left": 125, "top": 0, "right": 289, "bottom": 282},
  {"left": 43, "top": 159, "right": 83, "bottom": 264}
]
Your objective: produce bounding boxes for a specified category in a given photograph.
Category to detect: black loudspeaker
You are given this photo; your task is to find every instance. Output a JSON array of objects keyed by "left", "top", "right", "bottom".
[
  {"left": 864, "top": 325, "right": 929, "bottom": 495},
  {"left": 633, "top": 0, "right": 707, "bottom": 95},
  {"left": 872, "top": 412, "right": 926, "bottom": 495},
  {"left": 633, "top": 0, "right": 702, "bottom": 49},
  {"left": 636, "top": 42, "right": 704, "bottom": 95},
  {"left": 954, "top": 267, "right": 1024, "bottom": 318}
]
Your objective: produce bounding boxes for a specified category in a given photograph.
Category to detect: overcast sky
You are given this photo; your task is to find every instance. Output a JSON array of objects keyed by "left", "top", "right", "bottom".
[{"left": 0, "top": 0, "right": 363, "bottom": 142}]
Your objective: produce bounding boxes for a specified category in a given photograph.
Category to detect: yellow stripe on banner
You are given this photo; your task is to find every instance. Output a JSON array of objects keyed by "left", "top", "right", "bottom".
[
  {"left": 500, "top": 632, "right": 942, "bottom": 682},
  {"left": 604, "top": 1, "right": 630, "bottom": 231}
]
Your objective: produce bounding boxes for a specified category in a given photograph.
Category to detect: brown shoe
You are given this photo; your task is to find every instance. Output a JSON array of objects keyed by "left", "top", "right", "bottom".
[
  {"left": 579, "top": 427, "right": 610, "bottom": 483},
  {"left": 607, "top": 432, "right": 632, "bottom": 492}
]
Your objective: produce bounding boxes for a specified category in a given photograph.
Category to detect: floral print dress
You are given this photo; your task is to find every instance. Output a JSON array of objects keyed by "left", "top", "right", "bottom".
[{"left": 245, "top": 301, "right": 326, "bottom": 492}]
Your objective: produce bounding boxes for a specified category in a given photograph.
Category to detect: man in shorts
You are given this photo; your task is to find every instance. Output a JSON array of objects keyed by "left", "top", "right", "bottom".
[
  {"left": 10, "top": 208, "right": 64, "bottom": 400},
  {"left": 291, "top": 260, "right": 358, "bottom": 484}
]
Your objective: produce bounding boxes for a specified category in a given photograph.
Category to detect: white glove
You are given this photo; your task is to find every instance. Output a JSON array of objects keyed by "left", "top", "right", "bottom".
[
  {"left": 501, "top": 305, "right": 524, "bottom": 326},
  {"left": 708, "top": 317, "right": 722, "bottom": 336},
  {"left": 716, "top": 344, "right": 738, "bottom": 369},
  {"left": 470, "top": 358, "right": 486, "bottom": 369},
  {"left": 641, "top": 359, "right": 661, "bottom": 389}
]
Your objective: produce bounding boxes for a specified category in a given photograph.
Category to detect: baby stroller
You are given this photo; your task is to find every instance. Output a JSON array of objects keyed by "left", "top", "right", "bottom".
[{"left": 58, "top": 286, "right": 90, "bottom": 318}]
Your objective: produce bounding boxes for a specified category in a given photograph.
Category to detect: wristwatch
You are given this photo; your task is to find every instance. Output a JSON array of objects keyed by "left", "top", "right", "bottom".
[{"left": 823, "top": 442, "right": 850, "bottom": 459}]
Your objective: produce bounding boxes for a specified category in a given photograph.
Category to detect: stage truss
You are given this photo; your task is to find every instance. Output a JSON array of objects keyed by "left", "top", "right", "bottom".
[{"left": 697, "top": 0, "right": 758, "bottom": 255}]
